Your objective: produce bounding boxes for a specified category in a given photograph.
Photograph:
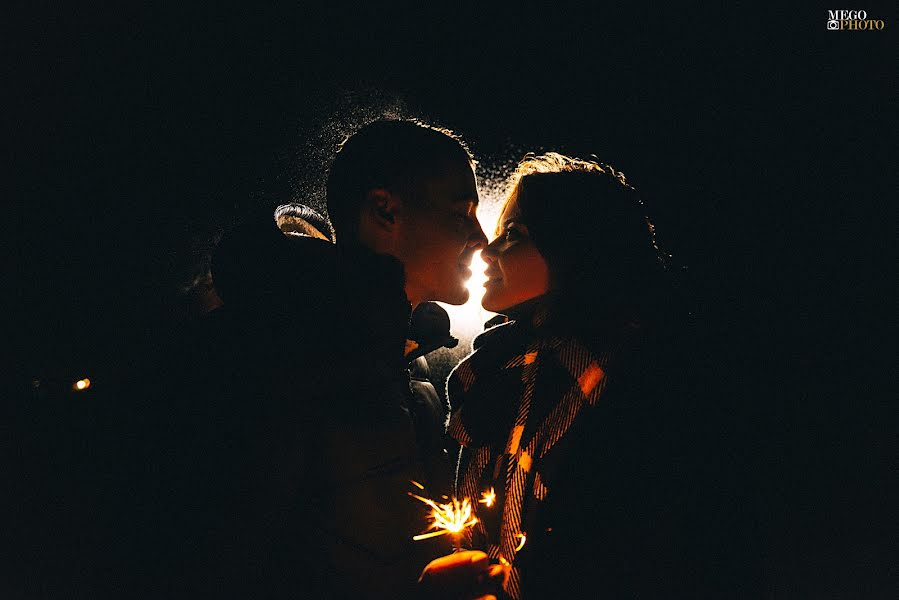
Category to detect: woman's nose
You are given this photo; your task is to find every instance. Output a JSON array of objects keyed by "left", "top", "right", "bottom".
[
  {"left": 467, "top": 221, "right": 488, "bottom": 251},
  {"left": 482, "top": 239, "right": 499, "bottom": 263}
]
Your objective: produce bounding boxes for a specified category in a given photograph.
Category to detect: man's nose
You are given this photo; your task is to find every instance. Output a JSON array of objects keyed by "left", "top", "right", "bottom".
[{"left": 467, "top": 221, "right": 488, "bottom": 251}]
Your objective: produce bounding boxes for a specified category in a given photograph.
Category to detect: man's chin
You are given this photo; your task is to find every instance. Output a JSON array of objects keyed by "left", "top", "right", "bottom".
[{"left": 438, "top": 286, "right": 470, "bottom": 306}]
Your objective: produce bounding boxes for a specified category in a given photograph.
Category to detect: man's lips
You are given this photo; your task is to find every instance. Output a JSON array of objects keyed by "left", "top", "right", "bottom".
[{"left": 457, "top": 251, "right": 474, "bottom": 278}]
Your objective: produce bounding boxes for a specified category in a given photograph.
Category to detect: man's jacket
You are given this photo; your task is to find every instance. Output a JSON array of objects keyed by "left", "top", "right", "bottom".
[{"left": 137, "top": 220, "right": 454, "bottom": 597}]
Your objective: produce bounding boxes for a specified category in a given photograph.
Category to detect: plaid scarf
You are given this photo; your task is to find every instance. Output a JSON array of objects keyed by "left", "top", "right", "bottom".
[{"left": 447, "top": 300, "right": 611, "bottom": 599}]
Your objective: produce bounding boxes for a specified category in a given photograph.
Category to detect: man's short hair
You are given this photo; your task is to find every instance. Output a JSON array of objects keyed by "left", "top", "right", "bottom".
[
  {"left": 326, "top": 119, "right": 474, "bottom": 243},
  {"left": 274, "top": 203, "right": 335, "bottom": 241}
]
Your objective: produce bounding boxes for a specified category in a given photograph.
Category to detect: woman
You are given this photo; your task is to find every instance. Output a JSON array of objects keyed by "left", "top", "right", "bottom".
[{"left": 421, "top": 153, "right": 702, "bottom": 599}]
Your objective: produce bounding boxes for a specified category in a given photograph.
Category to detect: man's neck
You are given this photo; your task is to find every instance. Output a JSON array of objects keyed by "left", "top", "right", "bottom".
[
  {"left": 339, "top": 239, "right": 418, "bottom": 308},
  {"left": 405, "top": 290, "right": 421, "bottom": 310},
  {"left": 403, "top": 278, "right": 428, "bottom": 311}
]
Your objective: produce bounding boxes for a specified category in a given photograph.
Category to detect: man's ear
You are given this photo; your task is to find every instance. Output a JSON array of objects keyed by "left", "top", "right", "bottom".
[{"left": 364, "top": 188, "right": 401, "bottom": 231}]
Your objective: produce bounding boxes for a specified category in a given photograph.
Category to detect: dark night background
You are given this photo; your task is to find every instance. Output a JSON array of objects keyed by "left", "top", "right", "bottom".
[{"left": 7, "top": 4, "right": 893, "bottom": 597}]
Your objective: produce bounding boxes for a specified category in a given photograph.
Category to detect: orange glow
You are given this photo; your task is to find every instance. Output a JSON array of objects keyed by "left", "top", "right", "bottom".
[
  {"left": 578, "top": 362, "right": 605, "bottom": 396},
  {"left": 409, "top": 492, "right": 478, "bottom": 541},
  {"left": 479, "top": 487, "right": 496, "bottom": 508},
  {"left": 73, "top": 378, "right": 91, "bottom": 391}
]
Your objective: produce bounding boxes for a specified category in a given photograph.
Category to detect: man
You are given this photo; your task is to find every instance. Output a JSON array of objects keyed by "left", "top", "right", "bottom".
[
  {"left": 155, "top": 120, "right": 487, "bottom": 598},
  {"left": 308, "top": 120, "right": 488, "bottom": 596},
  {"left": 325, "top": 119, "right": 486, "bottom": 308}
]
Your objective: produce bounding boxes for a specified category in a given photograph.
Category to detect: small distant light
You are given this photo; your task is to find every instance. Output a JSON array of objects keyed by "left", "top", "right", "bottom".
[{"left": 73, "top": 378, "right": 91, "bottom": 391}]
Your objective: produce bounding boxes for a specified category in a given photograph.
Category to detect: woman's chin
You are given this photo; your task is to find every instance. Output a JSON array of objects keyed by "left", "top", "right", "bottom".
[{"left": 481, "top": 294, "right": 503, "bottom": 314}]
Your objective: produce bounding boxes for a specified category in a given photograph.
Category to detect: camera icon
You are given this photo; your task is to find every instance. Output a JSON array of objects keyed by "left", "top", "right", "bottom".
[{"left": 827, "top": 20, "right": 840, "bottom": 30}]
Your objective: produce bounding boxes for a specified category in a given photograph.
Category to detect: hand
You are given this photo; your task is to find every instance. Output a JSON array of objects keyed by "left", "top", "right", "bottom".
[{"left": 418, "top": 550, "right": 508, "bottom": 600}]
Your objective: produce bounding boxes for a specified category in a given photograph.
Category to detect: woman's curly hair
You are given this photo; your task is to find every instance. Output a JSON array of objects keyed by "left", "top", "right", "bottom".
[{"left": 500, "top": 152, "right": 673, "bottom": 331}]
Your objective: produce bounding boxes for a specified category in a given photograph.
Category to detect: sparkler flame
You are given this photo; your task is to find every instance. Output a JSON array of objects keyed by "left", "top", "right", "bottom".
[
  {"left": 408, "top": 492, "right": 478, "bottom": 541},
  {"left": 479, "top": 487, "right": 496, "bottom": 508}
]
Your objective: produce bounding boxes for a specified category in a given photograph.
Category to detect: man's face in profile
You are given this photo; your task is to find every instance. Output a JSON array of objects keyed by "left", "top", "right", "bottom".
[{"left": 396, "top": 160, "right": 487, "bottom": 306}]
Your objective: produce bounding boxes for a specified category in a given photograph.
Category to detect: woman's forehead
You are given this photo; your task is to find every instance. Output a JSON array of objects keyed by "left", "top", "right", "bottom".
[
  {"left": 499, "top": 195, "right": 522, "bottom": 223},
  {"left": 492, "top": 194, "right": 520, "bottom": 236}
]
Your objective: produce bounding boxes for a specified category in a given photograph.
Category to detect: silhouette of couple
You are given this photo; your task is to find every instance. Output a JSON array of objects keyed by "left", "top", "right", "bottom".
[{"left": 156, "top": 119, "right": 706, "bottom": 599}]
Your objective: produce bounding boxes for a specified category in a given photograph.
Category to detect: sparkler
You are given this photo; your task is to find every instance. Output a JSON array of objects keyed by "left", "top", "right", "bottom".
[
  {"left": 408, "top": 482, "right": 478, "bottom": 550},
  {"left": 514, "top": 533, "right": 527, "bottom": 552}
]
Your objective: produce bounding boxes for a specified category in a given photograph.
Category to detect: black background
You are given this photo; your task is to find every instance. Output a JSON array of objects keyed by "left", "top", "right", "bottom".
[{"left": 8, "top": 4, "right": 893, "bottom": 596}]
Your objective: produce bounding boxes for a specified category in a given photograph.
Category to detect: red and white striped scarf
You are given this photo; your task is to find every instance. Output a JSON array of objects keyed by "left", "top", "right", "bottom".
[{"left": 447, "top": 305, "right": 611, "bottom": 599}]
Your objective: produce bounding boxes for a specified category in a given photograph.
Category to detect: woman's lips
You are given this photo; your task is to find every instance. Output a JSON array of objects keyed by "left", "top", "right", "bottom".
[{"left": 484, "top": 266, "right": 503, "bottom": 286}]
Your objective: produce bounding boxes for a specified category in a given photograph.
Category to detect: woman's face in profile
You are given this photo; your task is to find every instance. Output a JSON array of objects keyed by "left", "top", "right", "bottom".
[{"left": 481, "top": 193, "right": 550, "bottom": 313}]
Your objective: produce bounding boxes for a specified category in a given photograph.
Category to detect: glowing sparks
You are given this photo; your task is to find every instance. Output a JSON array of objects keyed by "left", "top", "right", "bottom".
[
  {"left": 73, "top": 378, "right": 91, "bottom": 391},
  {"left": 515, "top": 533, "right": 527, "bottom": 552},
  {"left": 479, "top": 487, "right": 496, "bottom": 508},
  {"left": 409, "top": 493, "right": 478, "bottom": 541}
]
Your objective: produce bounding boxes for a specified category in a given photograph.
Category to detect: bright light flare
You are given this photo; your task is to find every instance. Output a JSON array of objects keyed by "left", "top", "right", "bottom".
[
  {"left": 479, "top": 486, "right": 496, "bottom": 508},
  {"left": 438, "top": 194, "right": 503, "bottom": 339},
  {"left": 514, "top": 533, "right": 527, "bottom": 552},
  {"left": 409, "top": 493, "right": 478, "bottom": 541},
  {"left": 73, "top": 378, "right": 91, "bottom": 391},
  {"left": 466, "top": 251, "right": 490, "bottom": 300}
]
